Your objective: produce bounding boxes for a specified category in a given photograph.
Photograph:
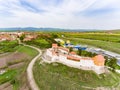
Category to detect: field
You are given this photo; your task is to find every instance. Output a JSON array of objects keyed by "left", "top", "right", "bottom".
[
  {"left": 64, "top": 33, "right": 120, "bottom": 43},
  {"left": 0, "top": 40, "right": 19, "bottom": 54},
  {"left": 17, "top": 45, "right": 39, "bottom": 58},
  {"left": 0, "top": 44, "right": 38, "bottom": 90},
  {"left": 59, "top": 32, "right": 120, "bottom": 54},
  {"left": 33, "top": 60, "right": 120, "bottom": 90}
]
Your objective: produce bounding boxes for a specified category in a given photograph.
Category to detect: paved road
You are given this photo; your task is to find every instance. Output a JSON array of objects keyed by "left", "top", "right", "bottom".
[{"left": 25, "top": 44, "right": 42, "bottom": 90}]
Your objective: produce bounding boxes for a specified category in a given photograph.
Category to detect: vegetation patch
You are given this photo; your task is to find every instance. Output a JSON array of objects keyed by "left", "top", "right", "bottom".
[
  {"left": 10, "top": 46, "right": 39, "bottom": 90},
  {"left": 0, "top": 45, "right": 39, "bottom": 90},
  {"left": 24, "top": 33, "right": 56, "bottom": 48},
  {"left": 105, "top": 58, "right": 120, "bottom": 70},
  {"left": 0, "top": 40, "right": 19, "bottom": 54},
  {"left": 33, "top": 60, "right": 120, "bottom": 90},
  {"left": 17, "top": 46, "right": 38, "bottom": 58},
  {"left": 0, "top": 69, "right": 17, "bottom": 84}
]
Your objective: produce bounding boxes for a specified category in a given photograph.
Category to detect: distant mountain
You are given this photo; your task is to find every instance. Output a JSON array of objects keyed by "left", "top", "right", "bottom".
[{"left": 0, "top": 27, "right": 97, "bottom": 32}]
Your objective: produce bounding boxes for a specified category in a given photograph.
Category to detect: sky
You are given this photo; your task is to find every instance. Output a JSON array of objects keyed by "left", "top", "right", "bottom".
[{"left": 0, "top": 0, "right": 120, "bottom": 30}]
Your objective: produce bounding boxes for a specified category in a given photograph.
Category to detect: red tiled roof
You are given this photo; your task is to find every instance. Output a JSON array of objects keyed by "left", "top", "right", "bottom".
[
  {"left": 67, "top": 55, "right": 80, "bottom": 61},
  {"left": 70, "top": 51, "right": 76, "bottom": 55},
  {"left": 59, "top": 47, "right": 69, "bottom": 52},
  {"left": 52, "top": 44, "right": 58, "bottom": 48},
  {"left": 92, "top": 55, "right": 105, "bottom": 66},
  {"left": 93, "top": 55, "right": 105, "bottom": 62}
]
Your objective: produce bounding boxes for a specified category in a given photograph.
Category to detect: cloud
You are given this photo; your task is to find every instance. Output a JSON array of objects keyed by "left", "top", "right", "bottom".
[{"left": 0, "top": 0, "right": 120, "bottom": 29}]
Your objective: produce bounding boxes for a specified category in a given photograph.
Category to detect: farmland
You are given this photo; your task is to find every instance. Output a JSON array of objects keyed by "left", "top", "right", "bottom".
[
  {"left": 0, "top": 43, "right": 38, "bottom": 90},
  {"left": 65, "top": 33, "right": 120, "bottom": 43},
  {"left": 0, "top": 32, "right": 56, "bottom": 90},
  {"left": 0, "top": 40, "right": 19, "bottom": 54}
]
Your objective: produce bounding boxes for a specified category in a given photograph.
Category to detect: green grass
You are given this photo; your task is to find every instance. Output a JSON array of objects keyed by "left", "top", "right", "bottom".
[
  {"left": 64, "top": 33, "right": 120, "bottom": 43},
  {"left": 33, "top": 60, "right": 120, "bottom": 90},
  {"left": 17, "top": 45, "right": 39, "bottom": 58},
  {"left": 0, "top": 69, "right": 17, "bottom": 84},
  {"left": 0, "top": 40, "right": 19, "bottom": 54},
  {"left": 60, "top": 32, "right": 120, "bottom": 54}
]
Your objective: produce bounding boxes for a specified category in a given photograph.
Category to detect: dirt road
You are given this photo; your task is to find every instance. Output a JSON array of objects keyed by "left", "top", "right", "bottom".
[{"left": 26, "top": 44, "right": 42, "bottom": 90}]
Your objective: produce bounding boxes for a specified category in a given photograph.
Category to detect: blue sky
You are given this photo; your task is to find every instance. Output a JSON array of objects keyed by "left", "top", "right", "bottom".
[{"left": 0, "top": 0, "right": 120, "bottom": 29}]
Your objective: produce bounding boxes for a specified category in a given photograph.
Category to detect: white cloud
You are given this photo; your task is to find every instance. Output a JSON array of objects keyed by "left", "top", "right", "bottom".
[{"left": 0, "top": 0, "right": 120, "bottom": 29}]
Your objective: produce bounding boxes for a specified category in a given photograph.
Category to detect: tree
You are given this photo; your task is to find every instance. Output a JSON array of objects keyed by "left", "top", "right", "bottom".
[
  {"left": 51, "top": 34, "right": 58, "bottom": 38},
  {"left": 105, "top": 58, "right": 118, "bottom": 71},
  {"left": 78, "top": 48, "right": 82, "bottom": 55},
  {"left": 19, "top": 34, "right": 25, "bottom": 41},
  {"left": 69, "top": 47, "right": 73, "bottom": 52}
]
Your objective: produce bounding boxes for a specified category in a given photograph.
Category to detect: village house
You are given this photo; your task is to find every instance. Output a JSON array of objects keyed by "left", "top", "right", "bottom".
[
  {"left": 23, "top": 34, "right": 38, "bottom": 41},
  {"left": 0, "top": 34, "right": 15, "bottom": 41},
  {"left": 43, "top": 44, "right": 106, "bottom": 74},
  {"left": 0, "top": 32, "right": 24, "bottom": 41}
]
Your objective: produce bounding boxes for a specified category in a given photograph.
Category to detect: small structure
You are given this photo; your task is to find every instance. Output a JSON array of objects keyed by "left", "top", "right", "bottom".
[
  {"left": 70, "top": 51, "right": 76, "bottom": 55},
  {"left": 52, "top": 44, "right": 58, "bottom": 48},
  {"left": 23, "top": 35, "right": 38, "bottom": 41},
  {"left": 52, "top": 43, "right": 58, "bottom": 53},
  {"left": 92, "top": 55, "right": 105, "bottom": 66}
]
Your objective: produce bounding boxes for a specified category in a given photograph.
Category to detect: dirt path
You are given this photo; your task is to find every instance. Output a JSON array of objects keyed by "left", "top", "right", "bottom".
[{"left": 25, "top": 44, "right": 42, "bottom": 90}]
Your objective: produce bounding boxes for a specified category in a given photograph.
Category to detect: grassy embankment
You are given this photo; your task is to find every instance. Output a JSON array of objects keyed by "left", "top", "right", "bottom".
[
  {"left": 33, "top": 60, "right": 120, "bottom": 90},
  {"left": 0, "top": 41, "right": 38, "bottom": 90}
]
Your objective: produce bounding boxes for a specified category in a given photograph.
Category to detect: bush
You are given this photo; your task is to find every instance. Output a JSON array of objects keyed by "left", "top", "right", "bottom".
[
  {"left": 77, "top": 50, "right": 97, "bottom": 57},
  {"left": 19, "top": 34, "right": 25, "bottom": 41},
  {"left": 105, "top": 58, "right": 120, "bottom": 70}
]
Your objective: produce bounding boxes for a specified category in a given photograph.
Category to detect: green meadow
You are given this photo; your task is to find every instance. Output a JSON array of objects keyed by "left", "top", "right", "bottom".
[{"left": 33, "top": 60, "right": 120, "bottom": 90}]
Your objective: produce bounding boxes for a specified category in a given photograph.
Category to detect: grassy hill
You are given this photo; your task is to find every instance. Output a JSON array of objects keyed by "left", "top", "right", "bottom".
[{"left": 33, "top": 60, "right": 120, "bottom": 90}]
